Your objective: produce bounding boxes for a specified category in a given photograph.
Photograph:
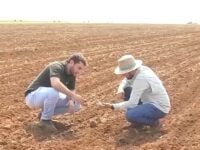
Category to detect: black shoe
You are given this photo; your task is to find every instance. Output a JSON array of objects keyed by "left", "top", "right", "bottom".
[
  {"left": 132, "top": 123, "right": 145, "bottom": 131},
  {"left": 122, "top": 123, "right": 144, "bottom": 131},
  {"left": 37, "top": 112, "right": 42, "bottom": 120},
  {"left": 150, "top": 122, "right": 162, "bottom": 130},
  {"left": 38, "top": 120, "right": 57, "bottom": 132}
]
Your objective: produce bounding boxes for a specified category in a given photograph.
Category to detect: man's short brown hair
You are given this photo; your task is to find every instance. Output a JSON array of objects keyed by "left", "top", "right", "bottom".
[{"left": 67, "top": 53, "right": 87, "bottom": 66}]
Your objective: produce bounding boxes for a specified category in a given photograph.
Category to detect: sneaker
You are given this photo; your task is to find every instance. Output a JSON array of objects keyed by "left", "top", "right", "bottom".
[{"left": 38, "top": 120, "right": 57, "bottom": 132}]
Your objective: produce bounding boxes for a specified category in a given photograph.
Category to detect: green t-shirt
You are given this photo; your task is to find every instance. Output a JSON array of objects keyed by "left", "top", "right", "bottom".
[{"left": 25, "top": 61, "right": 75, "bottom": 96}]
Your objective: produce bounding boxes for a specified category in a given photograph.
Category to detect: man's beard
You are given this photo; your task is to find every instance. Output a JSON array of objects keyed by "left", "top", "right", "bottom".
[
  {"left": 126, "top": 73, "right": 134, "bottom": 80},
  {"left": 69, "top": 67, "right": 74, "bottom": 75}
]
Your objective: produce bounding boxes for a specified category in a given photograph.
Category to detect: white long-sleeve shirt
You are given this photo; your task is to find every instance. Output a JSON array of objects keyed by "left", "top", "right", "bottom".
[{"left": 113, "top": 65, "right": 171, "bottom": 113}]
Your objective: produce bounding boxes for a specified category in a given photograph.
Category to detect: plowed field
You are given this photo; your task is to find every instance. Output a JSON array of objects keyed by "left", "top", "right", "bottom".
[{"left": 0, "top": 24, "right": 200, "bottom": 150}]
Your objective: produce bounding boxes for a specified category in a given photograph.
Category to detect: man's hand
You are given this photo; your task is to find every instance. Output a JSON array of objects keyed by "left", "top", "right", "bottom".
[
  {"left": 117, "top": 92, "right": 125, "bottom": 100},
  {"left": 67, "top": 100, "right": 76, "bottom": 114},
  {"left": 72, "top": 94, "right": 83, "bottom": 102},
  {"left": 97, "top": 101, "right": 114, "bottom": 109}
]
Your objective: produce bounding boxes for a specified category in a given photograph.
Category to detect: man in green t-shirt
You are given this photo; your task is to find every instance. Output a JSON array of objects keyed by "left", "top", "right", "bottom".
[{"left": 25, "top": 53, "right": 87, "bottom": 132}]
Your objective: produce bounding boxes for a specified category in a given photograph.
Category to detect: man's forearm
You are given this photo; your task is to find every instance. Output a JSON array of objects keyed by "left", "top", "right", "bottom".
[
  {"left": 117, "top": 79, "right": 127, "bottom": 94},
  {"left": 52, "top": 80, "right": 74, "bottom": 98}
]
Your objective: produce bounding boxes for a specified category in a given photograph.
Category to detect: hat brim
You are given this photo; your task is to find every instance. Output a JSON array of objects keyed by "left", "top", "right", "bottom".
[{"left": 114, "top": 60, "right": 143, "bottom": 75}]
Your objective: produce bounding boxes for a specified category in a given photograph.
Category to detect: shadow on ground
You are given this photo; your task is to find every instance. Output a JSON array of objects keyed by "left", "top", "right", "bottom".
[
  {"left": 116, "top": 126, "right": 167, "bottom": 147},
  {"left": 23, "top": 120, "right": 77, "bottom": 141}
]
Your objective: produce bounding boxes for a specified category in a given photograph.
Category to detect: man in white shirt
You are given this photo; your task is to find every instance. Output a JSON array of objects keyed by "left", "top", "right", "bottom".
[{"left": 99, "top": 55, "right": 171, "bottom": 128}]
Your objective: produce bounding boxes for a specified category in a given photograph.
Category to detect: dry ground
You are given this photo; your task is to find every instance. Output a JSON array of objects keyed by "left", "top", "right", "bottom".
[{"left": 0, "top": 24, "right": 200, "bottom": 150}]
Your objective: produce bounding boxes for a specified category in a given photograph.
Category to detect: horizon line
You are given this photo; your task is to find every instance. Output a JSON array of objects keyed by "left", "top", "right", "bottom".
[{"left": 0, "top": 20, "right": 198, "bottom": 25}]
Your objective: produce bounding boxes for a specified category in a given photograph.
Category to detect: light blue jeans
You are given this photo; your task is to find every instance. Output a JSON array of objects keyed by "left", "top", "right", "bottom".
[{"left": 25, "top": 87, "right": 81, "bottom": 120}]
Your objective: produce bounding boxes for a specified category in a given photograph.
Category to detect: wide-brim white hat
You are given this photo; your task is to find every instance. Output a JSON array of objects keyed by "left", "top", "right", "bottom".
[{"left": 114, "top": 55, "right": 142, "bottom": 74}]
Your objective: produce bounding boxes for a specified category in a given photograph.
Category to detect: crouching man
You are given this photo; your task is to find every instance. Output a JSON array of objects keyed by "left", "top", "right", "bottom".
[
  {"left": 24, "top": 53, "right": 87, "bottom": 132},
  {"left": 99, "top": 54, "right": 171, "bottom": 129}
]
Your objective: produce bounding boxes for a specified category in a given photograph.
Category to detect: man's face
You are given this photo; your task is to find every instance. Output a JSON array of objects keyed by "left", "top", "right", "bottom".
[
  {"left": 69, "top": 61, "right": 86, "bottom": 76},
  {"left": 122, "top": 70, "right": 135, "bottom": 79}
]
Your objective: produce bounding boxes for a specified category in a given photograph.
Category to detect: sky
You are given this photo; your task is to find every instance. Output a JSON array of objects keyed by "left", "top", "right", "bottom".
[{"left": 0, "top": 0, "right": 199, "bottom": 24}]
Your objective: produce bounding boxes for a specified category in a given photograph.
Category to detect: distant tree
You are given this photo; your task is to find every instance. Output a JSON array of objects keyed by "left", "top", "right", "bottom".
[{"left": 187, "top": 21, "right": 198, "bottom": 25}]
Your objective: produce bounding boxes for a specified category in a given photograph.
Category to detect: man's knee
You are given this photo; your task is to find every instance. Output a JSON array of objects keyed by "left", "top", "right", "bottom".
[{"left": 47, "top": 88, "right": 59, "bottom": 100}]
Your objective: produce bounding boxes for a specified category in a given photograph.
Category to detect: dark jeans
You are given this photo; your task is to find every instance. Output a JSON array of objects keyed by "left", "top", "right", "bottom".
[{"left": 123, "top": 87, "right": 166, "bottom": 126}]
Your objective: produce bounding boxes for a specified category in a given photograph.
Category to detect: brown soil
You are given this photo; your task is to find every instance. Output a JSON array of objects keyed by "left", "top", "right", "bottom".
[{"left": 0, "top": 24, "right": 200, "bottom": 150}]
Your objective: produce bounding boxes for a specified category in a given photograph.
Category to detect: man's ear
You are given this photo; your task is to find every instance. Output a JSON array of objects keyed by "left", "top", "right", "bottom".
[{"left": 69, "top": 60, "right": 75, "bottom": 65}]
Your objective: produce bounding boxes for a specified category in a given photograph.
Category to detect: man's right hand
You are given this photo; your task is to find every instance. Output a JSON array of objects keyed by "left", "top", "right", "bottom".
[
  {"left": 117, "top": 92, "right": 125, "bottom": 100},
  {"left": 72, "top": 94, "right": 83, "bottom": 102}
]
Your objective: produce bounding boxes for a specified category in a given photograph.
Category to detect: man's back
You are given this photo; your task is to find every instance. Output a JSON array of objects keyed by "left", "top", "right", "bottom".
[{"left": 137, "top": 66, "right": 171, "bottom": 113}]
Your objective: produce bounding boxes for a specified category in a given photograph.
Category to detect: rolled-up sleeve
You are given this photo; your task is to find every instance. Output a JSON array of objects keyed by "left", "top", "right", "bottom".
[
  {"left": 113, "top": 78, "right": 149, "bottom": 110},
  {"left": 49, "top": 63, "right": 62, "bottom": 78}
]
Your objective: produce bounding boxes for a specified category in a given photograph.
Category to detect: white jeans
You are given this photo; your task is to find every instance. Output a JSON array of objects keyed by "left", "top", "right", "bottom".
[{"left": 25, "top": 87, "right": 81, "bottom": 120}]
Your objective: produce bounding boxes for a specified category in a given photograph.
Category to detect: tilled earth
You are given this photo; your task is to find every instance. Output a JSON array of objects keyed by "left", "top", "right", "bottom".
[{"left": 0, "top": 24, "right": 200, "bottom": 150}]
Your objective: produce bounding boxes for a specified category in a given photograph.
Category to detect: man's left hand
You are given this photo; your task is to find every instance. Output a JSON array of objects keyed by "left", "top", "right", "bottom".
[{"left": 97, "top": 101, "right": 113, "bottom": 109}]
